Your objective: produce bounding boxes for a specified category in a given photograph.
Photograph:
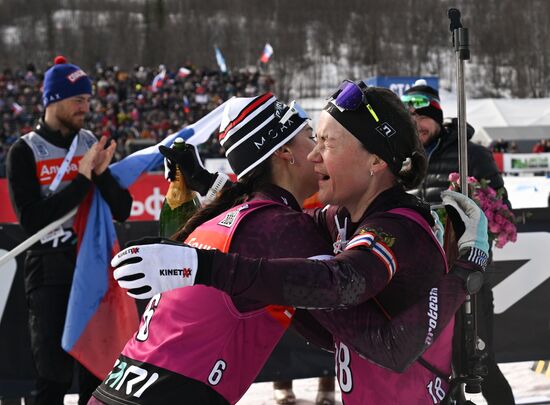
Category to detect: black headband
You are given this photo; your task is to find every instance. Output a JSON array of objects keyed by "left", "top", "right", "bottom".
[{"left": 324, "top": 99, "right": 405, "bottom": 174}]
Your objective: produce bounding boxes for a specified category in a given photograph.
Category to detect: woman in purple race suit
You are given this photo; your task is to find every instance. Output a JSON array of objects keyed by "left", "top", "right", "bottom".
[
  {"left": 109, "top": 83, "right": 489, "bottom": 404},
  {"left": 90, "top": 94, "right": 336, "bottom": 405}
]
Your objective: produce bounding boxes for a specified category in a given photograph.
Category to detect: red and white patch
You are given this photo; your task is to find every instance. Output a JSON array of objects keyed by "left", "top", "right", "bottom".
[
  {"left": 345, "top": 232, "right": 397, "bottom": 280},
  {"left": 36, "top": 157, "right": 81, "bottom": 185}
]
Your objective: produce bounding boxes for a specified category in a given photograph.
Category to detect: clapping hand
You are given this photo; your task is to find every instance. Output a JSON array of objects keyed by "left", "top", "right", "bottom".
[
  {"left": 93, "top": 136, "right": 117, "bottom": 175},
  {"left": 78, "top": 142, "right": 100, "bottom": 180}
]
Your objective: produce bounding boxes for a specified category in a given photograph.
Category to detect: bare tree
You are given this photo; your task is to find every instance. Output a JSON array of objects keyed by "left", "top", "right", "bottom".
[{"left": 0, "top": 0, "right": 549, "bottom": 98}]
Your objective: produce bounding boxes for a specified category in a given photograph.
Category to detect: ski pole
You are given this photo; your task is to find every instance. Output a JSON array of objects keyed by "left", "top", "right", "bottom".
[{"left": 448, "top": 7, "right": 485, "bottom": 398}]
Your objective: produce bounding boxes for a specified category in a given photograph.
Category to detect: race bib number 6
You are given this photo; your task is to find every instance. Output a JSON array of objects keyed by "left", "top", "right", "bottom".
[{"left": 136, "top": 294, "right": 161, "bottom": 342}]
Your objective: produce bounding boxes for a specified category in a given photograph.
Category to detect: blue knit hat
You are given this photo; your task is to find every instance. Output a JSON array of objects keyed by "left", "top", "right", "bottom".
[{"left": 42, "top": 56, "right": 92, "bottom": 107}]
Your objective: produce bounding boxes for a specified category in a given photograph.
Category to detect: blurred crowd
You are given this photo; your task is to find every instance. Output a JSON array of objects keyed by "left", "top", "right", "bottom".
[
  {"left": 491, "top": 138, "right": 550, "bottom": 154},
  {"left": 4, "top": 63, "right": 550, "bottom": 179},
  {"left": 531, "top": 139, "right": 550, "bottom": 153},
  {"left": 490, "top": 139, "right": 518, "bottom": 153},
  {"left": 0, "top": 63, "right": 275, "bottom": 177}
]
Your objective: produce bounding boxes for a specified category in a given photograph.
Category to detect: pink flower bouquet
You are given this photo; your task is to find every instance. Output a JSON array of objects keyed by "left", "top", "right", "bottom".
[{"left": 448, "top": 172, "right": 517, "bottom": 248}]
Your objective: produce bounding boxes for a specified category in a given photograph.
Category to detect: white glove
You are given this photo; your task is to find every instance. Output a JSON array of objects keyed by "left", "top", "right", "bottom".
[
  {"left": 441, "top": 190, "right": 489, "bottom": 268},
  {"left": 111, "top": 242, "right": 198, "bottom": 299}
]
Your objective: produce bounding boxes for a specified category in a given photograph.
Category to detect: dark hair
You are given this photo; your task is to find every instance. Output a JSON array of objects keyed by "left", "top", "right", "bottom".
[
  {"left": 364, "top": 87, "right": 427, "bottom": 189},
  {"left": 173, "top": 159, "right": 273, "bottom": 242}
]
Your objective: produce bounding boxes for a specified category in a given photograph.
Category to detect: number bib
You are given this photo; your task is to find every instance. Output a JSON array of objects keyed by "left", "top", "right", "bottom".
[
  {"left": 335, "top": 324, "right": 453, "bottom": 404},
  {"left": 335, "top": 208, "right": 453, "bottom": 404},
  {"left": 94, "top": 354, "right": 228, "bottom": 404},
  {"left": 94, "top": 201, "right": 296, "bottom": 405}
]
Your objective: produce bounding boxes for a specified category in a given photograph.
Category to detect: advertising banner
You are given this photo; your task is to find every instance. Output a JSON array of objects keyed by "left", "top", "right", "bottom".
[
  {"left": 365, "top": 76, "right": 439, "bottom": 97},
  {"left": 502, "top": 152, "right": 550, "bottom": 173}
]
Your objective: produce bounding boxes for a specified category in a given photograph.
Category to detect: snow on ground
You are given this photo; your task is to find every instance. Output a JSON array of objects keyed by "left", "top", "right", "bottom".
[
  {"left": 235, "top": 362, "right": 550, "bottom": 405},
  {"left": 503, "top": 175, "right": 550, "bottom": 209},
  {"left": 64, "top": 362, "right": 550, "bottom": 404}
]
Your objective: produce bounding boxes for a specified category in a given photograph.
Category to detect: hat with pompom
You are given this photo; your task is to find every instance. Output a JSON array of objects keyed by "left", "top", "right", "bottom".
[
  {"left": 42, "top": 56, "right": 92, "bottom": 107},
  {"left": 402, "top": 79, "right": 443, "bottom": 125}
]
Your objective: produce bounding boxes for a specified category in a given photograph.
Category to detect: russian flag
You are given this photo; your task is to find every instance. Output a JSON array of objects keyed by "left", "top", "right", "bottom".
[
  {"left": 183, "top": 95, "right": 191, "bottom": 114},
  {"left": 62, "top": 102, "right": 227, "bottom": 379},
  {"left": 260, "top": 43, "right": 274, "bottom": 63},
  {"left": 178, "top": 67, "right": 191, "bottom": 78},
  {"left": 151, "top": 69, "right": 166, "bottom": 90}
]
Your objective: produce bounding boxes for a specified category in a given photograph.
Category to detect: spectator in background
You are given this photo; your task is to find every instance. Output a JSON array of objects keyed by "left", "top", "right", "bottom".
[
  {"left": 532, "top": 139, "right": 546, "bottom": 153},
  {"left": 492, "top": 138, "right": 509, "bottom": 153},
  {"left": 402, "top": 79, "right": 514, "bottom": 405},
  {"left": 6, "top": 57, "right": 132, "bottom": 405}
]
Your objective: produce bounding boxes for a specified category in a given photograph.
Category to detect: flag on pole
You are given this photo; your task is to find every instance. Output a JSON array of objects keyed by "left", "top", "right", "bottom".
[
  {"left": 62, "top": 101, "right": 227, "bottom": 379},
  {"left": 260, "top": 43, "right": 274, "bottom": 63},
  {"left": 151, "top": 69, "right": 166, "bottom": 90},
  {"left": 182, "top": 95, "right": 191, "bottom": 114},
  {"left": 11, "top": 102, "right": 23, "bottom": 116},
  {"left": 215, "top": 46, "right": 227, "bottom": 73},
  {"left": 178, "top": 67, "right": 191, "bottom": 78}
]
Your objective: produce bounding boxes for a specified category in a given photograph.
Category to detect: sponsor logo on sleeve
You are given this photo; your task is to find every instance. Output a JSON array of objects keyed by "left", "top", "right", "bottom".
[
  {"left": 345, "top": 227, "right": 398, "bottom": 279},
  {"left": 425, "top": 287, "right": 439, "bottom": 345}
]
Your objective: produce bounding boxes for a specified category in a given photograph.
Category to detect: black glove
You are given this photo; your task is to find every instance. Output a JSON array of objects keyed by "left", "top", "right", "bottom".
[{"left": 159, "top": 144, "right": 217, "bottom": 196}]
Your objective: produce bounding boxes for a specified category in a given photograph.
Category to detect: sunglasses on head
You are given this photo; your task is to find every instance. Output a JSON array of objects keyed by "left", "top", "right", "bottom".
[
  {"left": 328, "top": 80, "right": 405, "bottom": 167},
  {"left": 400, "top": 93, "right": 441, "bottom": 110},
  {"left": 279, "top": 100, "right": 309, "bottom": 125},
  {"left": 328, "top": 80, "right": 381, "bottom": 123}
]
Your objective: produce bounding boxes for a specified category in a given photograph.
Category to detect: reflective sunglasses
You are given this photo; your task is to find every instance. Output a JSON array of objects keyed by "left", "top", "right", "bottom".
[
  {"left": 279, "top": 100, "right": 309, "bottom": 125},
  {"left": 400, "top": 93, "right": 441, "bottom": 110},
  {"left": 329, "top": 80, "right": 380, "bottom": 123}
]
